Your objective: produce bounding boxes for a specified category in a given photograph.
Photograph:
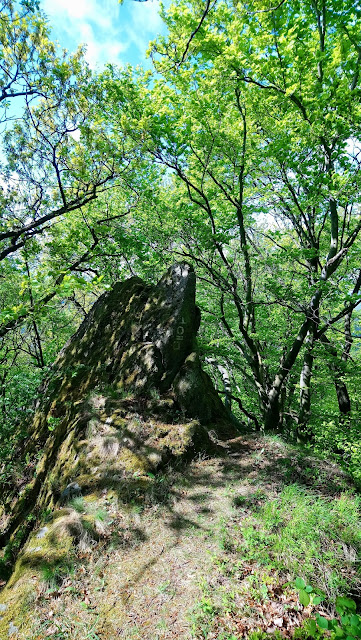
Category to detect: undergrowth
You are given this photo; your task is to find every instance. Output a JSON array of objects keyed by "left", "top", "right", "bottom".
[
  {"left": 189, "top": 438, "right": 361, "bottom": 639},
  {"left": 236, "top": 485, "right": 361, "bottom": 598},
  {"left": 3, "top": 433, "right": 361, "bottom": 640}
]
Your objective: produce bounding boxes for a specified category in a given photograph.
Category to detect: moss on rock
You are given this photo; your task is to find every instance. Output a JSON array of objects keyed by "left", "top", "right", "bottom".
[
  {"left": 0, "top": 263, "right": 237, "bottom": 609},
  {"left": 0, "top": 509, "right": 79, "bottom": 638}
]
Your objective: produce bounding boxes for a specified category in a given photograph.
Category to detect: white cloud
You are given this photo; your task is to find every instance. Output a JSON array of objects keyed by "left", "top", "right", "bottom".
[
  {"left": 69, "top": 129, "right": 81, "bottom": 142},
  {"left": 128, "top": 0, "right": 171, "bottom": 63},
  {"left": 128, "top": 0, "right": 164, "bottom": 32},
  {"left": 47, "top": 0, "right": 93, "bottom": 20},
  {"left": 41, "top": 0, "right": 167, "bottom": 69}
]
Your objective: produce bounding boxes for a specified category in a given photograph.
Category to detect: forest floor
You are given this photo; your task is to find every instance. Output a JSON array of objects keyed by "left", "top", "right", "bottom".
[{"left": 23, "top": 434, "right": 361, "bottom": 640}]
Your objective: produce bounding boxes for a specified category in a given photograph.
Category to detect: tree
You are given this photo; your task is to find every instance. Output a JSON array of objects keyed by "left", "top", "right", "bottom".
[
  {"left": 0, "top": 1, "right": 163, "bottom": 461},
  {"left": 110, "top": 0, "right": 361, "bottom": 430},
  {"left": 0, "top": 0, "right": 159, "bottom": 337}
]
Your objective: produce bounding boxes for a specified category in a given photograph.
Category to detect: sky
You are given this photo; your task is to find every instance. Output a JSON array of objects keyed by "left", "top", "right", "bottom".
[{"left": 40, "top": 0, "right": 169, "bottom": 70}]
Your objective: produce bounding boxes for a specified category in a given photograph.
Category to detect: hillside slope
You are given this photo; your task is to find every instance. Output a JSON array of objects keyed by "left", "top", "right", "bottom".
[{"left": 1, "top": 434, "right": 359, "bottom": 639}]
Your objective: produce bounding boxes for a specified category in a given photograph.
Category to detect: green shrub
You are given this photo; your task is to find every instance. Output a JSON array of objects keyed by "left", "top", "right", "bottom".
[{"left": 295, "top": 581, "right": 361, "bottom": 639}]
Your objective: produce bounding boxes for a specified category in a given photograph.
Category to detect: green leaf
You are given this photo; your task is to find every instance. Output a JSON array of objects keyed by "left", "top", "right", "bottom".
[
  {"left": 336, "top": 597, "right": 357, "bottom": 613},
  {"left": 308, "top": 619, "right": 317, "bottom": 635},
  {"left": 313, "top": 596, "right": 324, "bottom": 605},
  {"left": 295, "top": 577, "right": 306, "bottom": 590},
  {"left": 299, "top": 589, "right": 310, "bottom": 606},
  {"left": 305, "top": 585, "right": 313, "bottom": 593},
  {"left": 317, "top": 615, "right": 329, "bottom": 630}
]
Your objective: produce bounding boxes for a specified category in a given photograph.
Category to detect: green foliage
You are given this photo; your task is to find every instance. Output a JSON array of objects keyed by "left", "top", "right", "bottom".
[
  {"left": 2, "top": 0, "right": 361, "bottom": 477},
  {"left": 295, "top": 577, "right": 324, "bottom": 608},
  {"left": 41, "top": 558, "right": 76, "bottom": 590},
  {"left": 296, "top": 583, "right": 361, "bottom": 640},
  {"left": 224, "top": 482, "right": 361, "bottom": 600},
  {"left": 47, "top": 416, "right": 61, "bottom": 432},
  {"left": 311, "top": 415, "right": 361, "bottom": 488},
  {"left": 107, "top": 0, "right": 361, "bottom": 438},
  {"left": 248, "top": 633, "right": 283, "bottom": 640}
]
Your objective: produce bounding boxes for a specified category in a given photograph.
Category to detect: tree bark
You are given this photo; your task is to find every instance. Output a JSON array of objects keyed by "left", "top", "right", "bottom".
[
  {"left": 319, "top": 334, "right": 351, "bottom": 415},
  {"left": 298, "top": 340, "right": 314, "bottom": 428}
]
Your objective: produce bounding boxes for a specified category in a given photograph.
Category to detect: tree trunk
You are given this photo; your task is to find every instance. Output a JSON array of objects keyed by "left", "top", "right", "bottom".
[
  {"left": 206, "top": 358, "right": 232, "bottom": 411},
  {"left": 298, "top": 331, "right": 315, "bottom": 430},
  {"left": 263, "top": 394, "right": 282, "bottom": 431},
  {"left": 319, "top": 334, "right": 351, "bottom": 415}
]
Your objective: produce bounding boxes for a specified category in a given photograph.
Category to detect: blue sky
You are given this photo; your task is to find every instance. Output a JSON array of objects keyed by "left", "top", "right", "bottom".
[{"left": 40, "top": 0, "right": 169, "bottom": 69}]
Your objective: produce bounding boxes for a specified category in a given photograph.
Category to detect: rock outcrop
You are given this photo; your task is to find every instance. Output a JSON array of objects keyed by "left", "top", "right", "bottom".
[{"left": 0, "top": 263, "right": 236, "bottom": 634}]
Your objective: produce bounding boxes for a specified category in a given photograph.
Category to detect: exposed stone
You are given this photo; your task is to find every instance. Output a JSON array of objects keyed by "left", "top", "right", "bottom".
[
  {"left": 8, "top": 622, "right": 19, "bottom": 637},
  {"left": 60, "top": 482, "right": 82, "bottom": 504},
  {"left": 140, "top": 263, "right": 201, "bottom": 389},
  {"left": 0, "top": 262, "right": 236, "bottom": 615},
  {"left": 173, "top": 352, "right": 234, "bottom": 437}
]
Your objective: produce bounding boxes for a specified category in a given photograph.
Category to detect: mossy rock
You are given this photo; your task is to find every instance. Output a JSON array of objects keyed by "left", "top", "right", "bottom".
[
  {"left": 0, "top": 510, "right": 79, "bottom": 638},
  {"left": 0, "top": 263, "right": 237, "bottom": 581},
  {"left": 173, "top": 352, "right": 235, "bottom": 438}
]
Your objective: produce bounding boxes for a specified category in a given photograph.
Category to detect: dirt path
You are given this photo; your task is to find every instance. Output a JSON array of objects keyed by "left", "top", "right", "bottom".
[
  {"left": 98, "top": 456, "right": 235, "bottom": 639},
  {"left": 27, "top": 435, "right": 356, "bottom": 640}
]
